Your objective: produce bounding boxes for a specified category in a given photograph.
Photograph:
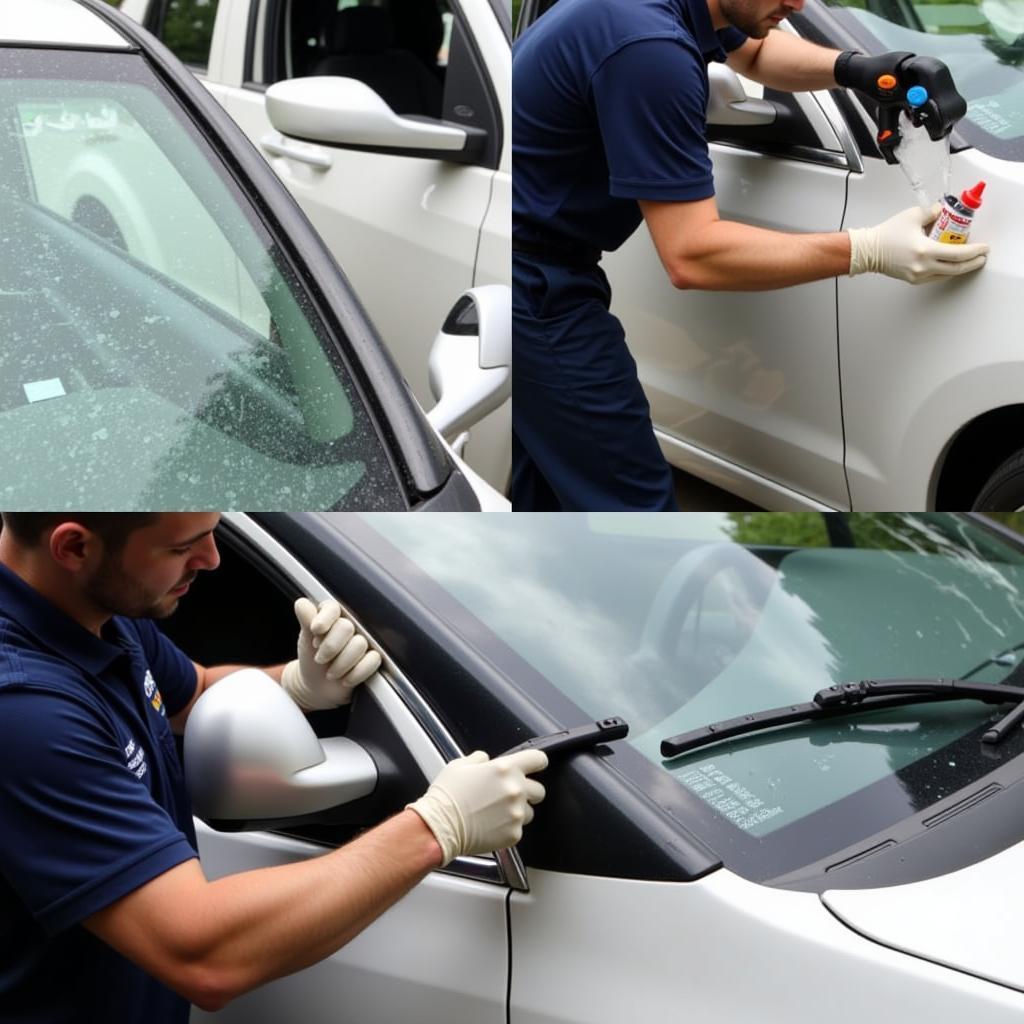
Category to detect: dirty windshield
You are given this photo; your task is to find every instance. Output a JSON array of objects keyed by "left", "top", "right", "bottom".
[
  {"left": 361, "top": 513, "right": 1024, "bottom": 877},
  {"left": 0, "top": 48, "right": 401, "bottom": 510}
]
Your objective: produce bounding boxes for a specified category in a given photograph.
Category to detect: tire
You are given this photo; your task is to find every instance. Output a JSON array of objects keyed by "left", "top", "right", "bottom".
[{"left": 972, "top": 450, "right": 1024, "bottom": 512}]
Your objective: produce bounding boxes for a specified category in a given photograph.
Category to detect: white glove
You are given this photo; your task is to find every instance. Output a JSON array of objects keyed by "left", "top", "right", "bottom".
[
  {"left": 848, "top": 204, "right": 989, "bottom": 284},
  {"left": 280, "top": 598, "right": 382, "bottom": 711},
  {"left": 407, "top": 749, "right": 549, "bottom": 866}
]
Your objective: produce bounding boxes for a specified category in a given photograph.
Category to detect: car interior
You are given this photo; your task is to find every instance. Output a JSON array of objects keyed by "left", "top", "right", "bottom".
[{"left": 279, "top": 0, "right": 450, "bottom": 117}]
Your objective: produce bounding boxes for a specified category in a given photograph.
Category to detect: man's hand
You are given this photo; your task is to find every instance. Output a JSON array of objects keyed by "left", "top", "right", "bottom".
[
  {"left": 849, "top": 205, "right": 988, "bottom": 284},
  {"left": 280, "top": 598, "right": 382, "bottom": 711},
  {"left": 407, "top": 750, "right": 549, "bottom": 866}
]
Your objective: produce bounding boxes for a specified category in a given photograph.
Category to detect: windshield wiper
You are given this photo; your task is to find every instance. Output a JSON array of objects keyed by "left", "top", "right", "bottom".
[{"left": 660, "top": 678, "right": 1024, "bottom": 759}]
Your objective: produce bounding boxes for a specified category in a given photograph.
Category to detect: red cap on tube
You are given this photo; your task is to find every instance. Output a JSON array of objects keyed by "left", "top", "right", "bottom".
[{"left": 960, "top": 181, "right": 986, "bottom": 210}]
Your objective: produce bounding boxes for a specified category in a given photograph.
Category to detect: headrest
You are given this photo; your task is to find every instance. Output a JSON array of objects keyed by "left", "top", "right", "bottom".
[{"left": 330, "top": 7, "right": 396, "bottom": 53}]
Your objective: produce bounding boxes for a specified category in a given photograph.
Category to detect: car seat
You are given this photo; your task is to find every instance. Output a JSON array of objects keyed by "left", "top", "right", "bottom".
[
  {"left": 310, "top": 6, "right": 442, "bottom": 118},
  {"left": 390, "top": 0, "right": 445, "bottom": 81}
]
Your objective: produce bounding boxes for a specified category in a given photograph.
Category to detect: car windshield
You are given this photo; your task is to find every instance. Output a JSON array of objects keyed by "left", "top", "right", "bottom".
[
  {"left": 358, "top": 512, "right": 1024, "bottom": 879},
  {"left": 820, "top": 0, "right": 1024, "bottom": 160},
  {"left": 0, "top": 47, "right": 403, "bottom": 509}
]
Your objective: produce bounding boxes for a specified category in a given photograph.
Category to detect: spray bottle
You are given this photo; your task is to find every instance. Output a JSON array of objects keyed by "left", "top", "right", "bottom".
[{"left": 929, "top": 181, "right": 986, "bottom": 244}]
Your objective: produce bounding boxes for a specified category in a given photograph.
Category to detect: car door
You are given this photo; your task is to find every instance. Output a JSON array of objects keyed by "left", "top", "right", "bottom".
[
  {"left": 516, "top": 4, "right": 854, "bottom": 508},
  {"left": 185, "top": 0, "right": 511, "bottom": 493},
  {"left": 606, "top": 70, "right": 854, "bottom": 509},
  {"left": 171, "top": 514, "right": 514, "bottom": 1023}
]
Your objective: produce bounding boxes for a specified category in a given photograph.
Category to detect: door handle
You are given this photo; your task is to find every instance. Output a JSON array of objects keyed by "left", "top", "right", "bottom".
[{"left": 260, "top": 134, "right": 333, "bottom": 169}]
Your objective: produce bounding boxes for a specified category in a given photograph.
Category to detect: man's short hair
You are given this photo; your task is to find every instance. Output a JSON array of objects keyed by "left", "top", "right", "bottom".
[{"left": 0, "top": 514, "right": 160, "bottom": 551}]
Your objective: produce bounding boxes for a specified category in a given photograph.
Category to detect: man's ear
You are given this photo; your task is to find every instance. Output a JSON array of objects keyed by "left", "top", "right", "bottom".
[{"left": 49, "top": 522, "right": 103, "bottom": 574}]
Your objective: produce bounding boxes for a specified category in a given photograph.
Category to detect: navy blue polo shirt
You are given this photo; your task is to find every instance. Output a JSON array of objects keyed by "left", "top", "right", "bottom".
[
  {"left": 0, "top": 563, "right": 199, "bottom": 1023},
  {"left": 513, "top": 0, "right": 747, "bottom": 252}
]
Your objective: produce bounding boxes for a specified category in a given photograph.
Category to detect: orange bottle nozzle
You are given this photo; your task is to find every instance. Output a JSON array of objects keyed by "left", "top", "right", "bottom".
[{"left": 960, "top": 181, "right": 986, "bottom": 210}]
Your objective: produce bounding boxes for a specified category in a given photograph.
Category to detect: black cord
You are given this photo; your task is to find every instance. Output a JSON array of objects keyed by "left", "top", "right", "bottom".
[{"left": 504, "top": 886, "right": 514, "bottom": 1024}]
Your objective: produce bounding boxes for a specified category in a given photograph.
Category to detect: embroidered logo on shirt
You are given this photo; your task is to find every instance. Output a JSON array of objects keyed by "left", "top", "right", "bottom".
[
  {"left": 124, "top": 737, "right": 148, "bottom": 780},
  {"left": 143, "top": 669, "right": 165, "bottom": 716}
]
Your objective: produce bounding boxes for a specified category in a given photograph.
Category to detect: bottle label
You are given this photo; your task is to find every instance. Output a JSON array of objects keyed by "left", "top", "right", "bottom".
[{"left": 929, "top": 205, "right": 972, "bottom": 245}]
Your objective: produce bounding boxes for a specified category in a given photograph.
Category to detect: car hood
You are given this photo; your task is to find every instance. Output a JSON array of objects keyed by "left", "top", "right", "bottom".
[{"left": 823, "top": 837, "right": 1024, "bottom": 993}]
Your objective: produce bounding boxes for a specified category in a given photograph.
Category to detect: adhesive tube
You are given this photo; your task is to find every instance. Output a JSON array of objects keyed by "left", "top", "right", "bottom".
[{"left": 929, "top": 181, "right": 985, "bottom": 244}]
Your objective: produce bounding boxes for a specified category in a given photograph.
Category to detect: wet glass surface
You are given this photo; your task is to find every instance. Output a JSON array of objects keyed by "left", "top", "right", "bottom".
[
  {"left": 359, "top": 513, "right": 1024, "bottom": 870},
  {"left": 0, "top": 50, "right": 402, "bottom": 510}
]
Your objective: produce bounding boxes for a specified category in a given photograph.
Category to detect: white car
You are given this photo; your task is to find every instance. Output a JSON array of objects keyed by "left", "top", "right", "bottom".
[
  {"left": 121, "top": 0, "right": 512, "bottom": 492},
  {"left": 0, "top": 0, "right": 509, "bottom": 510},
  {"left": 164, "top": 511, "right": 1024, "bottom": 1021},
  {"left": 517, "top": 0, "right": 1024, "bottom": 511}
]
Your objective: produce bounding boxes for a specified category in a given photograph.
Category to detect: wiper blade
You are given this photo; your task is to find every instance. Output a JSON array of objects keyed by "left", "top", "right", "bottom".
[{"left": 660, "top": 678, "right": 1024, "bottom": 759}]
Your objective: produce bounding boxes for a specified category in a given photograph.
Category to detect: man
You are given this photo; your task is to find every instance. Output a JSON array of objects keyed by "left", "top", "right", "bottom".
[
  {"left": 512, "top": 0, "right": 989, "bottom": 511},
  {"left": 0, "top": 513, "right": 547, "bottom": 1021}
]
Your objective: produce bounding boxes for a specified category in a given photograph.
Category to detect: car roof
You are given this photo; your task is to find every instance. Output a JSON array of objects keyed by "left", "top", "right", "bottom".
[{"left": 0, "top": 0, "right": 130, "bottom": 49}]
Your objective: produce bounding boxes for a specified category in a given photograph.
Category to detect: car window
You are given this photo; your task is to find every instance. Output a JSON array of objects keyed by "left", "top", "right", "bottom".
[
  {"left": 355, "top": 512, "right": 1024, "bottom": 879},
  {"left": 0, "top": 48, "right": 404, "bottom": 510},
  {"left": 258, "top": 0, "right": 449, "bottom": 119},
  {"left": 820, "top": 0, "right": 1024, "bottom": 160},
  {"left": 152, "top": 0, "right": 222, "bottom": 72}
]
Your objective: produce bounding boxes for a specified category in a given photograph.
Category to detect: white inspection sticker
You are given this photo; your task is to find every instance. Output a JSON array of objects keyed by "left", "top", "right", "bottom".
[
  {"left": 23, "top": 378, "right": 66, "bottom": 403},
  {"left": 680, "top": 762, "right": 783, "bottom": 833}
]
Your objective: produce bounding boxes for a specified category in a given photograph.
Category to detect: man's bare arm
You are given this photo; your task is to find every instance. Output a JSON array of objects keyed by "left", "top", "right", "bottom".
[
  {"left": 84, "top": 809, "right": 442, "bottom": 1012},
  {"left": 727, "top": 34, "right": 840, "bottom": 92},
  {"left": 640, "top": 195, "right": 851, "bottom": 291}
]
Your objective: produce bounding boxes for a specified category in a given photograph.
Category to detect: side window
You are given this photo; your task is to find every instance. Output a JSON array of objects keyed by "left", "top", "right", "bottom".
[
  {"left": 705, "top": 74, "right": 840, "bottom": 158},
  {"left": 152, "top": 0, "right": 222, "bottom": 72},
  {"left": 262, "top": 0, "right": 451, "bottom": 120}
]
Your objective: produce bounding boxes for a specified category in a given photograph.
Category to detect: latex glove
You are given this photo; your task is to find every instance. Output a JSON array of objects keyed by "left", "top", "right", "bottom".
[
  {"left": 280, "top": 598, "right": 382, "bottom": 710},
  {"left": 848, "top": 205, "right": 988, "bottom": 284},
  {"left": 407, "top": 749, "right": 549, "bottom": 866}
]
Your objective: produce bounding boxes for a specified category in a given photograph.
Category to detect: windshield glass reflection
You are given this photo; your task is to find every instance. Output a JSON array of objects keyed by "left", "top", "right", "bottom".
[{"left": 361, "top": 513, "right": 1024, "bottom": 838}]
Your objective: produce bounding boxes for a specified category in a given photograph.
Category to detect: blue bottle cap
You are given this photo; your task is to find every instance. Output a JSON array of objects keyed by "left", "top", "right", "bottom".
[{"left": 906, "top": 85, "right": 929, "bottom": 107}]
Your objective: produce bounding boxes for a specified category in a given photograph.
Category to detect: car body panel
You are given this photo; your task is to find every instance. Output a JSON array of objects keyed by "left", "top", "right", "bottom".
[
  {"left": 511, "top": 867, "right": 1024, "bottom": 1022},
  {"left": 0, "top": 0, "right": 129, "bottom": 48},
  {"left": 823, "top": 836, "right": 1024, "bottom": 993},
  {"left": 191, "top": 822, "right": 508, "bottom": 1024},
  {"left": 605, "top": 145, "right": 851, "bottom": 508},
  {"left": 839, "top": 146, "right": 1024, "bottom": 508}
]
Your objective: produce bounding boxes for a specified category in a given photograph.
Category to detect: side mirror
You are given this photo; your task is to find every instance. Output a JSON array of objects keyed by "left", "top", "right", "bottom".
[
  {"left": 265, "top": 77, "right": 486, "bottom": 164},
  {"left": 706, "top": 63, "right": 777, "bottom": 126},
  {"left": 184, "top": 669, "right": 377, "bottom": 825},
  {"left": 426, "top": 284, "right": 511, "bottom": 442}
]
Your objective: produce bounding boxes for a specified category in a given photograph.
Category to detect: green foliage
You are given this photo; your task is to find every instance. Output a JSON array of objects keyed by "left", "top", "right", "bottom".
[
  {"left": 986, "top": 513, "right": 1024, "bottom": 537},
  {"left": 162, "top": 0, "right": 219, "bottom": 67},
  {"left": 723, "top": 513, "right": 830, "bottom": 548}
]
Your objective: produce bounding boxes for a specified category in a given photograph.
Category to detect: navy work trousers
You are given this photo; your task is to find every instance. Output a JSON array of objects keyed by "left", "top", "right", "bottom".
[{"left": 512, "top": 253, "right": 678, "bottom": 511}]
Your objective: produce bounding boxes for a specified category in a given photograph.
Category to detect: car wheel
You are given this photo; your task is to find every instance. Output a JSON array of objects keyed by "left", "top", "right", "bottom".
[{"left": 972, "top": 450, "right": 1024, "bottom": 512}]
